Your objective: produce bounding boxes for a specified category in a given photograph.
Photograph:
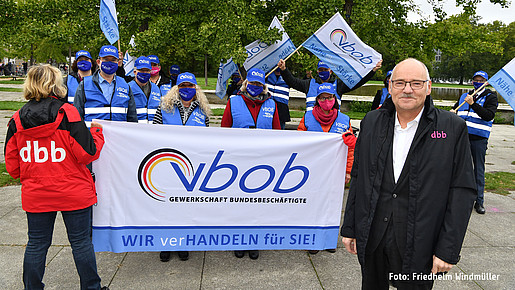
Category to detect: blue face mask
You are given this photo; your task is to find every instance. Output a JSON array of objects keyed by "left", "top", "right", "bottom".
[
  {"left": 100, "top": 61, "right": 118, "bottom": 75},
  {"left": 179, "top": 87, "right": 196, "bottom": 101},
  {"left": 473, "top": 82, "right": 484, "bottom": 90},
  {"left": 247, "top": 84, "right": 264, "bottom": 97},
  {"left": 136, "top": 72, "right": 151, "bottom": 84},
  {"left": 77, "top": 60, "right": 92, "bottom": 71},
  {"left": 318, "top": 70, "right": 331, "bottom": 81},
  {"left": 233, "top": 77, "right": 241, "bottom": 83},
  {"left": 171, "top": 74, "right": 178, "bottom": 81}
]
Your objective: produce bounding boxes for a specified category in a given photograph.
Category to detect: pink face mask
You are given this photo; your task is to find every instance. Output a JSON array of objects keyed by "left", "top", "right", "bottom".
[
  {"left": 151, "top": 67, "right": 160, "bottom": 76},
  {"left": 319, "top": 99, "right": 335, "bottom": 111}
]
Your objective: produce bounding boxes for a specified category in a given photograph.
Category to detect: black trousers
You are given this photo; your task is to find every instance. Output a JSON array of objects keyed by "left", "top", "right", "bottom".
[{"left": 361, "top": 222, "right": 434, "bottom": 290}]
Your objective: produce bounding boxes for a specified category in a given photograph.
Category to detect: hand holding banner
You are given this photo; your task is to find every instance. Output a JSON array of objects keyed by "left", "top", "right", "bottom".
[{"left": 302, "top": 12, "right": 382, "bottom": 89}]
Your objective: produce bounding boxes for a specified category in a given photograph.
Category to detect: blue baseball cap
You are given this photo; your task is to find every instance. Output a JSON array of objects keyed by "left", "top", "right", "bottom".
[
  {"left": 99, "top": 45, "right": 118, "bottom": 58},
  {"left": 75, "top": 50, "right": 92, "bottom": 60},
  {"left": 135, "top": 56, "right": 152, "bottom": 70},
  {"left": 318, "top": 61, "right": 330, "bottom": 69},
  {"left": 177, "top": 72, "right": 197, "bottom": 86},
  {"left": 246, "top": 68, "right": 265, "bottom": 85},
  {"left": 148, "top": 55, "right": 160, "bottom": 64},
  {"left": 473, "top": 70, "right": 488, "bottom": 80},
  {"left": 317, "top": 83, "right": 336, "bottom": 96},
  {"left": 170, "top": 65, "right": 180, "bottom": 74}
]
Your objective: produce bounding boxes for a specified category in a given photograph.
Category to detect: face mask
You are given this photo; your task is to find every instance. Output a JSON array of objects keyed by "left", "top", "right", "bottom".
[
  {"left": 247, "top": 84, "right": 264, "bottom": 97},
  {"left": 151, "top": 67, "right": 160, "bottom": 76},
  {"left": 100, "top": 61, "right": 118, "bottom": 75},
  {"left": 473, "top": 82, "right": 484, "bottom": 90},
  {"left": 136, "top": 72, "right": 151, "bottom": 84},
  {"left": 171, "top": 75, "right": 178, "bottom": 81},
  {"left": 233, "top": 77, "right": 241, "bottom": 83},
  {"left": 179, "top": 87, "right": 196, "bottom": 101},
  {"left": 318, "top": 70, "right": 331, "bottom": 81},
  {"left": 77, "top": 60, "right": 92, "bottom": 71},
  {"left": 319, "top": 99, "right": 335, "bottom": 111}
]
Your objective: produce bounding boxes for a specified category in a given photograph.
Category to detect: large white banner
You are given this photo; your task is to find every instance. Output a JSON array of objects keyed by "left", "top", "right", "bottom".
[
  {"left": 243, "top": 16, "right": 296, "bottom": 74},
  {"left": 92, "top": 121, "right": 347, "bottom": 253},
  {"left": 302, "top": 12, "right": 382, "bottom": 89}
]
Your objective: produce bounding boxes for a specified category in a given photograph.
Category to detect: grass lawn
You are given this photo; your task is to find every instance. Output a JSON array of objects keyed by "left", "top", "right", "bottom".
[
  {"left": 0, "top": 87, "right": 23, "bottom": 92},
  {"left": 0, "top": 101, "right": 26, "bottom": 111},
  {"left": 0, "top": 163, "right": 20, "bottom": 187},
  {"left": 0, "top": 79, "right": 24, "bottom": 85},
  {"left": 485, "top": 172, "right": 515, "bottom": 195}
]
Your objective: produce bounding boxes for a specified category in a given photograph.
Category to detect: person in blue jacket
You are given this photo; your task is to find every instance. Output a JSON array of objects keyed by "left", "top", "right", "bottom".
[
  {"left": 371, "top": 70, "right": 392, "bottom": 110},
  {"left": 153, "top": 72, "right": 210, "bottom": 262},
  {"left": 153, "top": 72, "right": 211, "bottom": 127},
  {"left": 451, "top": 70, "right": 498, "bottom": 215},
  {"left": 128, "top": 56, "right": 161, "bottom": 123},
  {"left": 266, "top": 68, "right": 291, "bottom": 129},
  {"left": 64, "top": 50, "right": 97, "bottom": 104},
  {"left": 160, "top": 65, "right": 181, "bottom": 96},
  {"left": 74, "top": 45, "right": 138, "bottom": 126}
]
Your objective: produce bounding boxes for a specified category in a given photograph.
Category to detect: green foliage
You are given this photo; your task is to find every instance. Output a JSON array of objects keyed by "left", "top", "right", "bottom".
[{"left": 349, "top": 101, "right": 372, "bottom": 113}]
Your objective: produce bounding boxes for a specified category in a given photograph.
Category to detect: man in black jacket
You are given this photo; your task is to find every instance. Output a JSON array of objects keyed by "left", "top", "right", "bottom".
[
  {"left": 451, "top": 71, "right": 498, "bottom": 214},
  {"left": 341, "top": 58, "right": 476, "bottom": 289}
]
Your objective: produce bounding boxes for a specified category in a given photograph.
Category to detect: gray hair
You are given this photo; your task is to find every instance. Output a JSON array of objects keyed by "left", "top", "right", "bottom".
[{"left": 391, "top": 58, "right": 431, "bottom": 81}]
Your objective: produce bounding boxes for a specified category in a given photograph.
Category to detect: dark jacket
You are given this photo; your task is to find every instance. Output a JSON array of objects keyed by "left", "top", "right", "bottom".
[
  {"left": 280, "top": 68, "right": 375, "bottom": 97},
  {"left": 341, "top": 96, "right": 476, "bottom": 274}
]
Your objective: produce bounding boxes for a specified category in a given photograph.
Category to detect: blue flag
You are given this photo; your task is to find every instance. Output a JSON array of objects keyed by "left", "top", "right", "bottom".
[
  {"left": 99, "top": 0, "right": 119, "bottom": 44},
  {"left": 215, "top": 58, "right": 239, "bottom": 99},
  {"left": 488, "top": 57, "right": 515, "bottom": 125},
  {"left": 302, "top": 12, "right": 381, "bottom": 89}
]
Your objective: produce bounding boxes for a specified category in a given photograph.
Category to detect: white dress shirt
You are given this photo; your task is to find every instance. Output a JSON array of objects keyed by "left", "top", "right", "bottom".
[{"left": 393, "top": 107, "right": 424, "bottom": 183}]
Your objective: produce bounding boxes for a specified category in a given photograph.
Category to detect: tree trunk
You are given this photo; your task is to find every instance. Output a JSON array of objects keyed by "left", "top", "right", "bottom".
[
  {"left": 204, "top": 54, "right": 208, "bottom": 86},
  {"left": 344, "top": 0, "right": 353, "bottom": 26},
  {"left": 68, "top": 46, "right": 72, "bottom": 74}
]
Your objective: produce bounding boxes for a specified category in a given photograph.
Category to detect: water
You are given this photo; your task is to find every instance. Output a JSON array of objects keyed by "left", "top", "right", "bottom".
[{"left": 345, "top": 85, "right": 507, "bottom": 104}]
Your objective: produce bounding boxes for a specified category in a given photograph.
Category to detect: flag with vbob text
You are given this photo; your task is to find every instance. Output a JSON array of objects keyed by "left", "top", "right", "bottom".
[
  {"left": 302, "top": 12, "right": 381, "bottom": 89},
  {"left": 99, "top": 0, "right": 119, "bottom": 44},
  {"left": 488, "top": 57, "right": 515, "bottom": 125},
  {"left": 215, "top": 58, "right": 239, "bottom": 99},
  {"left": 91, "top": 121, "right": 348, "bottom": 253},
  {"left": 243, "top": 16, "right": 296, "bottom": 74}
]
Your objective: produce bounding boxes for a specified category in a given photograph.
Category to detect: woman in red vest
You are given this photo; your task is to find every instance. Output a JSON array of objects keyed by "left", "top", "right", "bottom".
[{"left": 4, "top": 64, "right": 107, "bottom": 290}]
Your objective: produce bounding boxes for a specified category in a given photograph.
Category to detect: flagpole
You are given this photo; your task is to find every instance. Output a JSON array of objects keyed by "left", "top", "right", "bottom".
[
  {"left": 265, "top": 44, "right": 303, "bottom": 78},
  {"left": 118, "top": 40, "right": 121, "bottom": 53},
  {"left": 454, "top": 82, "right": 489, "bottom": 111}
]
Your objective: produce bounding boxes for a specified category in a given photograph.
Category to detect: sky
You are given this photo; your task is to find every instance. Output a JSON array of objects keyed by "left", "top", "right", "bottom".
[{"left": 407, "top": 0, "right": 515, "bottom": 24}]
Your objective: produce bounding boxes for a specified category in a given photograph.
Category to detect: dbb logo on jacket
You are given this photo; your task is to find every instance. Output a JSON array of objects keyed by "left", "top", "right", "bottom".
[{"left": 20, "top": 141, "right": 66, "bottom": 163}]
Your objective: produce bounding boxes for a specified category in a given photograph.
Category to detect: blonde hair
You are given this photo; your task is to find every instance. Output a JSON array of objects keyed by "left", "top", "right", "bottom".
[
  {"left": 23, "top": 64, "right": 66, "bottom": 101},
  {"left": 160, "top": 84, "right": 212, "bottom": 117},
  {"left": 240, "top": 79, "right": 269, "bottom": 96}
]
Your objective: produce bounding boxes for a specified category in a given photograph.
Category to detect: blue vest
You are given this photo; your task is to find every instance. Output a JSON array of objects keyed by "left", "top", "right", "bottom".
[
  {"left": 230, "top": 95, "right": 275, "bottom": 129},
  {"left": 83, "top": 75, "right": 131, "bottom": 126},
  {"left": 306, "top": 79, "right": 341, "bottom": 111},
  {"left": 161, "top": 105, "right": 207, "bottom": 127},
  {"left": 304, "top": 111, "right": 350, "bottom": 134},
  {"left": 457, "top": 92, "right": 493, "bottom": 138},
  {"left": 66, "top": 75, "right": 79, "bottom": 104},
  {"left": 129, "top": 80, "right": 161, "bottom": 123},
  {"left": 160, "top": 84, "right": 172, "bottom": 96},
  {"left": 379, "top": 87, "right": 390, "bottom": 107},
  {"left": 266, "top": 74, "right": 289, "bottom": 105}
]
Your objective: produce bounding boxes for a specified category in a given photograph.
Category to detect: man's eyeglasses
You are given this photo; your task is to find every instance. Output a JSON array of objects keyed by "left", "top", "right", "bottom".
[{"left": 391, "top": 80, "right": 428, "bottom": 90}]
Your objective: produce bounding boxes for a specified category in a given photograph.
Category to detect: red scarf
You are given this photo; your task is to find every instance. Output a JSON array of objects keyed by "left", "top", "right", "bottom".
[{"left": 312, "top": 106, "right": 337, "bottom": 126}]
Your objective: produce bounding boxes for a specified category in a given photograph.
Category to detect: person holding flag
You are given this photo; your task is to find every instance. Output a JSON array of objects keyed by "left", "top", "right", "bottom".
[
  {"left": 65, "top": 50, "right": 97, "bottom": 104},
  {"left": 450, "top": 71, "right": 498, "bottom": 215},
  {"left": 371, "top": 70, "right": 393, "bottom": 110},
  {"left": 74, "top": 45, "right": 138, "bottom": 126},
  {"left": 226, "top": 71, "right": 243, "bottom": 97},
  {"left": 266, "top": 68, "right": 291, "bottom": 129},
  {"left": 148, "top": 55, "right": 170, "bottom": 87},
  {"left": 277, "top": 59, "right": 382, "bottom": 111},
  {"left": 128, "top": 56, "right": 161, "bottom": 123}
]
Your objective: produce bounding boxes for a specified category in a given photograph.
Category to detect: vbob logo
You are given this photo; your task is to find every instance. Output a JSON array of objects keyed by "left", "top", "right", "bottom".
[
  {"left": 138, "top": 148, "right": 310, "bottom": 201},
  {"left": 330, "top": 29, "right": 373, "bottom": 65}
]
